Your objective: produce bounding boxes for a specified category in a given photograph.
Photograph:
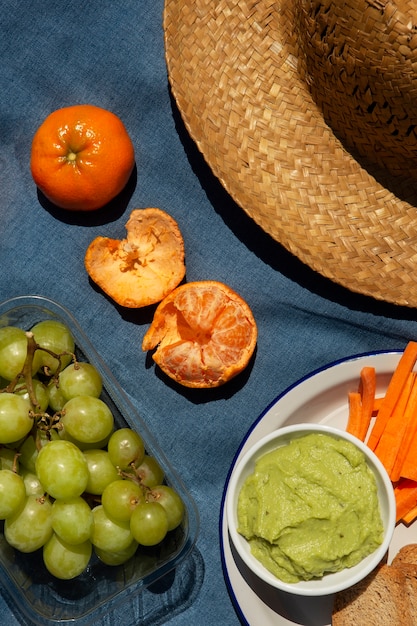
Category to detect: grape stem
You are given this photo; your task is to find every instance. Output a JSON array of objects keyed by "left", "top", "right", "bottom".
[
  {"left": 0, "top": 332, "right": 41, "bottom": 404},
  {"left": 34, "top": 411, "right": 63, "bottom": 435},
  {"left": 0, "top": 447, "right": 21, "bottom": 473},
  {"left": 0, "top": 333, "right": 76, "bottom": 444},
  {"left": 24, "top": 331, "right": 77, "bottom": 380},
  {"left": 12, "top": 453, "right": 19, "bottom": 473},
  {"left": 117, "top": 464, "right": 153, "bottom": 499},
  {"left": 0, "top": 332, "right": 76, "bottom": 410},
  {"left": 20, "top": 333, "right": 39, "bottom": 408}
]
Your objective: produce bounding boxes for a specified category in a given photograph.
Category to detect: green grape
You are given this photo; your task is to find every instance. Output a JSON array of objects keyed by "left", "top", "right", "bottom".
[
  {"left": 0, "top": 393, "right": 33, "bottom": 444},
  {"left": 17, "top": 436, "right": 38, "bottom": 472},
  {"left": 0, "top": 447, "right": 19, "bottom": 472},
  {"left": 58, "top": 362, "right": 102, "bottom": 400},
  {"left": 43, "top": 533, "right": 92, "bottom": 580},
  {"left": 20, "top": 467, "right": 44, "bottom": 496},
  {"left": 91, "top": 505, "right": 134, "bottom": 553},
  {"left": 35, "top": 440, "right": 89, "bottom": 499},
  {"left": 83, "top": 449, "right": 120, "bottom": 495},
  {"left": 4, "top": 494, "right": 53, "bottom": 552},
  {"left": 101, "top": 479, "right": 144, "bottom": 522},
  {"left": 107, "top": 428, "right": 145, "bottom": 469},
  {"left": 0, "top": 317, "right": 186, "bottom": 576},
  {"left": 136, "top": 455, "right": 164, "bottom": 487},
  {"left": 47, "top": 380, "right": 67, "bottom": 412},
  {"left": 0, "top": 469, "right": 26, "bottom": 519},
  {"left": 0, "top": 326, "right": 40, "bottom": 380},
  {"left": 94, "top": 539, "right": 138, "bottom": 566},
  {"left": 60, "top": 431, "right": 111, "bottom": 452},
  {"left": 148, "top": 485, "right": 185, "bottom": 531},
  {"left": 19, "top": 430, "right": 59, "bottom": 473},
  {"left": 16, "top": 378, "right": 49, "bottom": 412},
  {"left": 60, "top": 396, "right": 114, "bottom": 446},
  {"left": 51, "top": 497, "right": 93, "bottom": 545},
  {"left": 31, "top": 320, "right": 75, "bottom": 375},
  {"left": 130, "top": 502, "right": 169, "bottom": 546}
]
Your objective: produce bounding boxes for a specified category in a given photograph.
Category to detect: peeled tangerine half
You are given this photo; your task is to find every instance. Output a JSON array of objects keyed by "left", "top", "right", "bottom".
[
  {"left": 142, "top": 281, "right": 257, "bottom": 388},
  {"left": 84, "top": 208, "right": 185, "bottom": 308}
]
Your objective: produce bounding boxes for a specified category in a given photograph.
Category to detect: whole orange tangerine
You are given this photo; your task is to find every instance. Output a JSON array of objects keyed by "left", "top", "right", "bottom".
[
  {"left": 142, "top": 281, "right": 257, "bottom": 388},
  {"left": 30, "top": 104, "right": 135, "bottom": 211}
]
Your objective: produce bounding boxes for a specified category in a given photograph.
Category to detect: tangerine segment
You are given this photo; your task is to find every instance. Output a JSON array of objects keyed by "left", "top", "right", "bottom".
[
  {"left": 30, "top": 104, "right": 135, "bottom": 211},
  {"left": 84, "top": 208, "right": 185, "bottom": 308},
  {"left": 142, "top": 281, "right": 257, "bottom": 388}
]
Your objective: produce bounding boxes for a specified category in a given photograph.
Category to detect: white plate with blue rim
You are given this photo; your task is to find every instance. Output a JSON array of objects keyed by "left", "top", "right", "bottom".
[{"left": 220, "top": 350, "right": 414, "bottom": 626}]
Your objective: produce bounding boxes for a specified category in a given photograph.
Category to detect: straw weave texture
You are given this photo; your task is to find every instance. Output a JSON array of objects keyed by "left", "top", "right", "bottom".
[{"left": 164, "top": 0, "right": 417, "bottom": 307}]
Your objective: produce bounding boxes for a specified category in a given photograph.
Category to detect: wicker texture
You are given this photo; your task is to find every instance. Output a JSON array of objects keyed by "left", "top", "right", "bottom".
[
  {"left": 164, "top": 0, "right": 417, "bottom": 307},
  {"left": 298, "top": 0, "right": 417, "bottom": 177}
]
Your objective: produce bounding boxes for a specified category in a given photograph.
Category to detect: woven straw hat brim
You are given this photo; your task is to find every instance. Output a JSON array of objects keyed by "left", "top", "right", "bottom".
[{"left": 164, "top": 0, "right": 417, "bottom": 308}]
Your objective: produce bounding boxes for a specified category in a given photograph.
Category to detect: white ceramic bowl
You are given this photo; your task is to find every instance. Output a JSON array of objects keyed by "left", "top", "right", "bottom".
[{"left": 226, "top": 423, "right": 396, "bottom": 596}]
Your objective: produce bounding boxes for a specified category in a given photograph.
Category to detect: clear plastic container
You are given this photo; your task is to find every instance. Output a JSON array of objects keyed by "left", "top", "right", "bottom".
[{"left": 0, "top": 295, "right": 199, "bottom": 625}]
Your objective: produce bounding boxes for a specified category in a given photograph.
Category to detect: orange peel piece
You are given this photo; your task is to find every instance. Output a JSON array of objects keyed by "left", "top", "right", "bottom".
[
  {"left": 142, "top": 280, "right": 257, "bottom": 388},
  {"left": 85, "top": 208, "right": 185, "bottom": 308}
]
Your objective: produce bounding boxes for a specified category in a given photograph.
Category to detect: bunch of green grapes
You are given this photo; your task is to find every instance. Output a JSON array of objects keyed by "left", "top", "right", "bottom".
[{"left": 0, "top": 320, "right": 185, "bottom": 580}]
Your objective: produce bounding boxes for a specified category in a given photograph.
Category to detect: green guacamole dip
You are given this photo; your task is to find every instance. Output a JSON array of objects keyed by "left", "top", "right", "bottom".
[{"left": 237, "top": 432, "right": 384, "bottom": 583}]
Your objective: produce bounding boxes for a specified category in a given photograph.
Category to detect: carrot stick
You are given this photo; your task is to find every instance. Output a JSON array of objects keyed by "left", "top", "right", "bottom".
[
  {"left": 367, "top": 341, "right": 417, "bottom": 451},
  {"left": 346, "top": 391, "right": 362, "bottom": 439},
  {"left": 394, "top": 478, "right": 417, "bottom": 523},
  {"left": 401, "top": 503, "right": 417, "bottom": 525},
  {"left": 346, "top": 367, "right": 376, "bottom": 441},
  {"left": 374, "top": 371, "right": 415, "bottom": 477},
  {"left": 373, "top": 397, "right": 383, "bottom": 413},
  {"left": 391, "top": 373, "right": 417, "bottom": 482},
  {"left": 397, "top": 422, "right": 417, "bottom": 483},
  {"left": 358, "top": 366, "right": 376, "bottom": 441}
]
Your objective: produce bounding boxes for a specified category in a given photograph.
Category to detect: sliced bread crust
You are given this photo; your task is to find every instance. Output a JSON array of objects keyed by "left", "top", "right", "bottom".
[
  {"left": 392, "top": 543, "right": 417, "bottom": 568},
  {"left": 391, "top": 547, "right": 417, "bottom": 621},
  {"left": 332, "top": 563, "right": 413, "bottom": 625}
]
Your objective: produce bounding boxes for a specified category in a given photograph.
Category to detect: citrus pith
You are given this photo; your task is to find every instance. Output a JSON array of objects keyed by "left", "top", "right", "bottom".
[
  {"left": 30, "top": 104, "right": 135, "bottom": 211},
  {"left": 142, "top": 281, "right": 257, "bottom": 388}
]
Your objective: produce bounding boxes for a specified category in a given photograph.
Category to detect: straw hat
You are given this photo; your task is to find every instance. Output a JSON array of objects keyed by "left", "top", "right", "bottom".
[{"left": 164, "top": 0, "right": 417, "bottom": 307}]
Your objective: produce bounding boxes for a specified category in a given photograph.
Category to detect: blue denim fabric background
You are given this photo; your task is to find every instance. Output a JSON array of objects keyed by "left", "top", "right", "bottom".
[{"left": 1, "top": 1, "right": 417, "bottom": 625}]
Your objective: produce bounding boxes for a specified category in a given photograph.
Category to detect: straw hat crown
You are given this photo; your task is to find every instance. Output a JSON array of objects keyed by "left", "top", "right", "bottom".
[
  {"left": 164, "top": 0, "right": 417, "bottom": 307},
  {"left": 297, "top": 0, "right": 417, "bottom": 178}
]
